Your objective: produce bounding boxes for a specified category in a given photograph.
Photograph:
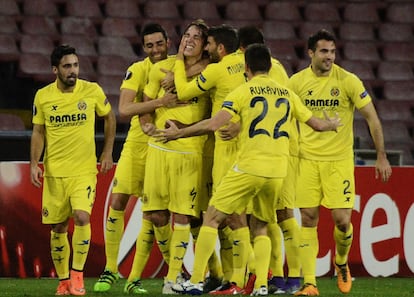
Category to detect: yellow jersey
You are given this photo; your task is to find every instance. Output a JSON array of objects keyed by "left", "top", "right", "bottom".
[{"left": 32, "top": 79, "right": 112, "bottom": 176}]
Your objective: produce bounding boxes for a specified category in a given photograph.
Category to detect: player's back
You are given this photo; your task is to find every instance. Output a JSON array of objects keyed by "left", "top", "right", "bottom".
[{"left": 225, "top": 74, "right": 294, "bottom": 178}]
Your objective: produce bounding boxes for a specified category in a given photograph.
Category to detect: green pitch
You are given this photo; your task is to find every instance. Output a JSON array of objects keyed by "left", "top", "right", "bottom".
[{"left": 0, "top": 277, "right": 412, "bottom": 296}]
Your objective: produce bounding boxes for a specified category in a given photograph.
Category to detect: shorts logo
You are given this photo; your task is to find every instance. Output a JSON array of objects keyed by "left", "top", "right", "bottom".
[
  {"left": 113, "top": 178, "right": 118, "bottom": 187},
  {"left": 42, "top": 207, "right": 49, "bottom": 217},
  {"left": 78, "top": 100, "right": 87, "bottom": 111}
]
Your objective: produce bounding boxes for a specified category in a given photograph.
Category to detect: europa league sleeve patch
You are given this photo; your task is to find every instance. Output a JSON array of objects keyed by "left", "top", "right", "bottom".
[{"left": 124, "top": 71, "right": 132, "bottom": 81}]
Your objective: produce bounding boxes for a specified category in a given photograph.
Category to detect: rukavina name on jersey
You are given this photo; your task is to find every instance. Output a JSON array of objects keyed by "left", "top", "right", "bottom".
[
  {"left": 227, "top": 63, "right": 244, "bottom": 75},
  {"left": 250, "top": 85, "right": 289, "bottom": 96},
  {"left": 304, "top": 98, "right": 339, "bottom": 111},
  {"left": 49, "top": 113, "right": 87, "bottom": 127}
]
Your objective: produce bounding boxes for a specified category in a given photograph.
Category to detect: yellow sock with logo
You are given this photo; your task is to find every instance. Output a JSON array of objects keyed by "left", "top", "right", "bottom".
[
  {"left": 218, "top": 226, "right": 233, "bottom": 282},
  {"left": 50, "top": 231, "right": 70, "bottom": 279},
  {"left": 105, "top": 207, "right": 124, "bottom": 272},
  {"left": 166, "top": 223, "right": 190, "bottom": 282},
  {"left": 299, "top": 227, "right": 318, "bottom": 286},
  {"left": 128, "top": 218, "right": 154, "bottom": 281},
  {"left": 72, "top": 224, "right": 91, "bottom": 271},
  {"left": 231, "top": 227, "right": 250, "bottom": 287},
  {"left": 280, "top": 218, "right": 301, "bottom": 277},
  {"left": 154, "top": 223, "right": 172, "bottom": 265},
  {"left": 334, "top": 223, "right": 353, "bottom": 265}
]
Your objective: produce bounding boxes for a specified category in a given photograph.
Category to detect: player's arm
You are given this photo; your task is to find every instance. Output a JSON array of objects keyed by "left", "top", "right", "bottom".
[
  {"left": 30, "top": 124, "right": 45, "bottom": 188},
  {"left": 118, "top": 88, "right": 177, "bottom": 118},
  {"left": 358, "top": 101, "right": 392, "bottom": 182},
  {"left": 305, "top": 110, "right": 342, "bottom": 132},
  {"left": 155, "top": 109, "right": 233, "bottom": 142},
  {"left": 99, "top": 109, "right": 116, "bottom": 174}
]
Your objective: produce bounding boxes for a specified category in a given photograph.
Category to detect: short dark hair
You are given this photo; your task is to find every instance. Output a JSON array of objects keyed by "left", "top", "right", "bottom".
[
  {"left": 308, "top": 29, "right": 336, "bottom": 51},
  {"left": 51, "top": 44, "right": 76, "bottom": 67},
  {"left": 238, "top": 26, "right": 264, "bottom": 48},
  {"left": 141, "top": 23, "right": 168, "bottom": 44},
  {"left": 208, "top": 24, "right": 239, "bottom": 54},
  {"left": 245, "top": 43, "right": 271, "bottom": 73}
]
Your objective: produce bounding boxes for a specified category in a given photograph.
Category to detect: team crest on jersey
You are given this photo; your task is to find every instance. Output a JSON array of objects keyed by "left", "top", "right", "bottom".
[
  {"left": 330, "top": 87, "right": 340, "bottom": 97},
  {"left": 124, "top": 71, "right": 132, "bottom": 80},
  {"left": 141, "top": 194, "right": 148, "bottom": 204},
  {"left": 78, "top": 100, "right": 87, "bottom": 111},
  {"left": 42, "top": 207, "right": 49, "bottom": 217}
]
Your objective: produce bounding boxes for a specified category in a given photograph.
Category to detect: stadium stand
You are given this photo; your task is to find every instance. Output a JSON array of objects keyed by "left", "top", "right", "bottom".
[
  {"left": 0, "top": 35, "right": 20, "bottom": 62},
  {"left": 264, "top": 1, "right": 302, "bottom": 22},
  {"left": 0, "top": 113, "right": 26, "bottom": 131},
  {"left": 378, "top": 23, "right": 414, "bottom": 42},
  {"left": 343, "top": 2, "right": 382, "bottom": 23},
  {"left": 20, "top": 35, "right": 55, "bottom": 56},
  {"left": 104, "top": 0, "right": 142, "bottom": 19},
  {"left": 22, "top": 0, "right": 59, "bottom": 18},
  {"left": 60, "top": 34, "right": 98, "bottom": 60},
  {"left": 182, "top": 1, "right": 222, "bottom": 24},
  {"left": 0, "top": 0, "right": 20, "bottom": 17},
  {"left": 0, "top": 16, "right": 20, "bottom": 36},
  {"left": 60, "top": 16, "right": 99, "bottom": 40},
  {"left": 65, "top": 0, "right": 103, "bottom": 21}
]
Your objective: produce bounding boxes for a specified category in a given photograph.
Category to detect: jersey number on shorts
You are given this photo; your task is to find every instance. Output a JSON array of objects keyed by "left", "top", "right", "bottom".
[{"left": 249, "top": 96, "right": 290, "bottom": 139}]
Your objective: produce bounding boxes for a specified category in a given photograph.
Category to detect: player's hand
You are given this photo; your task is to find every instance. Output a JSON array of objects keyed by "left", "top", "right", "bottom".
[
  {"left": 154, "top": 120, "right": 181, "bottom": 143},
  {"left": 30, "top": 164, "right": 43, "bottom": 188},
  {"left": 218, "top": 122, "right": 240, "bottom": 141},
  {"left": 99, "top": 152, "right": 113, "bottom": 174},
  {"left": 176, "top": 36, "right": 186, "bottom": 60},
  {"left": 159, "top": 92, "right": 178, "bottom": 108},
  {"left": 323, "top": 110, "right": 342, "bottom": 132},
  {"left": 375, "top": 154, "right": 392, "bottom": 183},
  {"left": 160, "top": 68, "right": 175, "bottom": 92},
  {"left": 142, "top": 123, "right": 157, "bottom": 136}
]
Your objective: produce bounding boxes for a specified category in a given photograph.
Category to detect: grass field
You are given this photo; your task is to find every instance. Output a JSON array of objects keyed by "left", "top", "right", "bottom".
[{"left": 0, "top": 277, "right": 412, "bottom": 297}]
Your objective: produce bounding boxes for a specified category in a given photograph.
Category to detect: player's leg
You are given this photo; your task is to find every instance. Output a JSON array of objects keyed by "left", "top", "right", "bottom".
[
  {"left": 165, "top": 151, "right": 202, "bottom": 289},
  {"left": 295, "top": 159, "right": 321, "bottom": 296},
  {"left": 42, "top": 176, "right": 72, "bottom": 295},
  {"left": 321, "top": 158, "right": 355, "bottom": 294},
  {"left": 69, "top": 174, "right": 97, "bottom": 296}
]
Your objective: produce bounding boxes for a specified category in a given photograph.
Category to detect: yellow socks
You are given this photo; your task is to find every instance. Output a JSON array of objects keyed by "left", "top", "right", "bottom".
[
  {"left": 105, "top": 207, "right": 124, "bottom": 272},
  {"left": 299, "top": 227, "right": 318, "bottom": 286},
  {"left": 71, "top": 224, "right": 91, "bottom": 271},
  {"left": 334, "top": 223, "right": 353, "bottom": 265},
  {"left": 128, "top": 218, "right": 154, "bottom": 281},
  {"left": 50, "top": 231, "right": 70, "bottom": 279}
]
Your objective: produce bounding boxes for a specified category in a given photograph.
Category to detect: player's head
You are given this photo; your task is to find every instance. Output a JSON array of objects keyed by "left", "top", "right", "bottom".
[
  {"left": 244, "top": 43, "right": 271, "bottom": 78},
  {"left": 207, "top": 25, "right": 239, "bottom": 62},
  {"left": 51, "top": 44, "right": 79, "bottom": 88},
  {"left": 307, "top": 29, "right": 336, "bottom": 75},
  {"left": 141, "top": 23, "right": 169, "bottom": 63},
  {"left": 238, "top": 26, "right": 264, "bottom": 51},
  {"left": 181, "top": 19, "right": 209, "bottom": 60}
]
